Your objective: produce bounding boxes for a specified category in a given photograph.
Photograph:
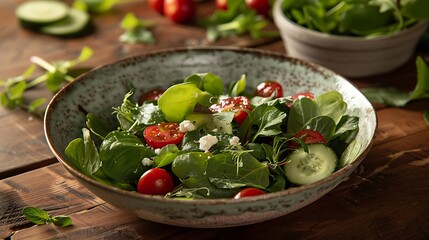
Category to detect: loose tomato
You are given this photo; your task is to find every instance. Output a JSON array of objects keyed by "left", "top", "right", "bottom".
[
  {"left": 234, "top": 188, "right": 265, "bottom": 199},
  {"left": 143, "top": 122, "right": 185, "bottom": 148},
  {"left": 254, "top": 80, "right": 284, "bottom": 98},
  {"left": 149, "top": 0, "right": 164, "bottom": 15},
  {"left": 289, "top": 129, "right": 327, "bottom": 149},
  {"left": 137, "top": 168, "right": 174, "bottom": 195},
  {"left": 216, "top": 0, "right": 228, "bottom": 10},
  {"left": 138, "top": 88, "right": 165, "bottom": 105},
  {"left": 209, "top": 96, "right": 252, "bottom": 124},
  {"left": 164, "top": 0, "right": 195, "bottom": 24},
  {"left": 287, "top": 91, "right": 315, "bottom": 107},
  {"left": 245, "top": 0, "right": 271, "bottom": 18}
]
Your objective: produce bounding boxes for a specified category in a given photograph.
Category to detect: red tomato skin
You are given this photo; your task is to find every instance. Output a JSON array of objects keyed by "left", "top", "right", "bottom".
[
  {"left": 143, "top": 122, "right": 185, "bottom": 149},
  {"left": 164, "top": 0, "right": 195, "bottom": 24},
  {"left": 289, "top": 129, "right": 327, "bottom": 149},
  {"left": 149, "top": 0, "right": 165, "bottom": 15},
  {"left": 137, "top": 168, "right": 174, "bottom": 195},
  {"left": 209, "top": 96, "right": 252, "bottom": 125},
  {"left": 287, "top": 91, "right": 315, "bottom": 107},
  {"left": 254, "top": 80, "right": 284, "bottom": 98},
  {"left": 139, "top": 88, "right": 165, "bottom": 105},
  {"left": 216, "top": 0, "right": 228, "bottom": 10},
  {"left": 234, "top": 188, "right": 265, "bottom": 199},
  {"left": 245, "top": 0, "right": 271, "bottom": 17}
]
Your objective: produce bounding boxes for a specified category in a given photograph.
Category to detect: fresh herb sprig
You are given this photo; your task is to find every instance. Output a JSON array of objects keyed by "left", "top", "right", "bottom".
[
  {"left": 0, "top": 46, "right": 93, "bottom": 116},
  {"left": 22, "top": 206, "right": 73, "bottom": 227},
  {"left": 119, "top": 13, "right": 156, "bottom": 44},
  {"left": 199, "top": 0, "right": 279, "bottom": 42}
]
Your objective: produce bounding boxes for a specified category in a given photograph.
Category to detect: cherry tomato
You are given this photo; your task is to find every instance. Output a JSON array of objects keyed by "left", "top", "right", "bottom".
[
  {"left": 289, "top": 129, "right": 327, "bottom": 149},
  {"left": 254, "top": 80, "right": 284, "bottom": 98},
  {"left": 216, "top": 0, "right": 228, "bottom": 10},
  {"left": 149, "top": 0, "right": 165, "bottom": 15},
  {"left": 143, "top": 122, "right": 185, "bottom": 148},
  {"left": 287, "top": 91, "right": 315, "bottom": 107},
  {"left": 234, "top": 188, "right": 265, "bottom": 199},
  {"left": 164, "top": 0, "right": 195, "bottom": 24},
  {"left": 138, "top": 88, "right": 165, "bottom": 105},
  {"left": 209, "top": 96, "right": 252, "bottom": 124},
  {"left": 137, "top": 168, "right": 174, "bottom": 195},
  {"left": 245, "top": 0, "right": 271, "bottom": 18}
]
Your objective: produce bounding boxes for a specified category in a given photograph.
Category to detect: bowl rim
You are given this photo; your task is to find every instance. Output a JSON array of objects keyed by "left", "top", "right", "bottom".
[
  {"left": 273, "top": 0, "right": 429, "bottom": 43},
  {"left": 44, "top": 46, "right": 378, "bottom": 205}
]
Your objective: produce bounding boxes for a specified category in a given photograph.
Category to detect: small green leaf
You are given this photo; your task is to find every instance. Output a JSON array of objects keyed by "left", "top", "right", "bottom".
[
  {"left": 230, "top": 74, "right": 246, "bottom": 97},
  {"left": 51, "top": 216, "right": 73, "bottom": 227},
  {"left": 22, "top": 207, "right": 50, "bottom": 225},
  {"left": 121, "top": 12, "right": 140, "bottom": 30},
  {"left": 78, "top": 46, "right": 94, "bottom": 62},
  {"left": 9, "top": 81, "right": 27, "bottom": 100},
  {"left": 28, "top": 98, "right": 46, "bottom": 113}
]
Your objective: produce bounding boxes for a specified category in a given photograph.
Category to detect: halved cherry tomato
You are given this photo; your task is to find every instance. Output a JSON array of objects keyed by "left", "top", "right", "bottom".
[
  {"left": 216, "top": 0, "right": 228, "bottom": 10},
  {"left": 254, "top": 80, "right": 284, "bottom": 98},
  {"left": 287, "top": 91, "right": 315, "bottom": 107},
  {"left": 209, "top": 96, "right": 252, "bottom": 124},
  {"left": 164, "top": 0, "right": 195, "bottom": 24},
  {"left": 138, "top": 88, "right": 165, "bottom": 105},
  {"left": 234, "top": 188, "right": 265, "bottom": 199},
  {"left": 149, "top": 0, "right": 165, "bottom": 15},
  {"left": 137, "top": 168, "right": 174, "bottom": 195},
  {"left": 289, "top": 129, "right": 327, "bottom": 149},
  {"left": 245, "top": 0, "right": 271, "bottom": 18},
  {"left": 143, "top": 122, "right": 185, "bottom": 148}
]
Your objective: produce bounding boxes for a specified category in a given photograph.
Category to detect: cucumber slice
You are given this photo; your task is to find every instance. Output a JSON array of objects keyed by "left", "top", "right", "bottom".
[
  {"left": 16, "top": 1, "right": 69, "bottom": 29},
  {"left": 284, "top": 144, "right": 338, "bottom": 185},
  {"left": 40, "top": 8, "right": 91, "bottom": 37}
]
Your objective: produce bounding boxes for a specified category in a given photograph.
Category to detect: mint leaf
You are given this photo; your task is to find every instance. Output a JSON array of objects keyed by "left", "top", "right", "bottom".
[
  {"left": 51, "top": 216, "right": 73, "bottom": 227},
  {"left": 22, "top": 207, "right": 50, "bottom": 225}
]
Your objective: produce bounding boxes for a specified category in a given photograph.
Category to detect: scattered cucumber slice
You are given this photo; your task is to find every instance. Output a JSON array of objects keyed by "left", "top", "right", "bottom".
[
  {"left": 284, "top": 144, "right": 338, "bottom": 185},
  {"left": 40, "top": 8, "right": 91, "bottom": 37},
  {"left": 16, "top": 1, "right": 69, "bottom": 29}
]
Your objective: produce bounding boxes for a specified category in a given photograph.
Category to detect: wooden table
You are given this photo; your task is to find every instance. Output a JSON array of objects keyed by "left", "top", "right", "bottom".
[{"left": 1, "top": 1, "right": 429, "bottom": 239}]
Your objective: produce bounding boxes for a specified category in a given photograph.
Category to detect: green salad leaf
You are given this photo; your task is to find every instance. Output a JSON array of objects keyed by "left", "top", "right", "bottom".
[{"left": 22, "top": 206, "right": 73, "bottom": 227}]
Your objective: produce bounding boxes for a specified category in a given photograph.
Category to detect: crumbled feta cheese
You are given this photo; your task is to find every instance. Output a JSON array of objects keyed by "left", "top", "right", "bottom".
[
  {"left": 212, "top": 128, "right": 218, "bottom": 132},
  {"left": 154, "top": 148, "right": 161, "bottom": 155},
  {"left": 198, "top": 134, "right": 218, "bottom": 152},
  {"left": 179, "top": 120, "right": 196, "bottom": 132},
  {"left": 229, "top": 136, "right": 240, "bottom": 145},
  {"left": 141, "top": 157, "right": 154, "bottom": 167}
]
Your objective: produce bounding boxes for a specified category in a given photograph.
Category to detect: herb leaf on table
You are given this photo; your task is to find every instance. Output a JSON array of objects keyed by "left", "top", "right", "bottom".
[
  {"left": 119, "top": 13, "right": 156, "bottom": 44},
  {"left": 22, "top": 207, "right": 73, "bottom": 227}
]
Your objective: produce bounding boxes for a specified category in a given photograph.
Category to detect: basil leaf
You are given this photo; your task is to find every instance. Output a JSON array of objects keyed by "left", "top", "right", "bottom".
[
  {"left": 206, "top": 153, "right": 270, "bottom": 189},
  {"left": 100, "top": 130, "right": 155, "bottom": 183}
]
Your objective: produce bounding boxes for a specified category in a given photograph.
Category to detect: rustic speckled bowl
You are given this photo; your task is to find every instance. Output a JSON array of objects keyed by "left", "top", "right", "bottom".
[{"left": 44, "top": 47, "right": 377, "bottom": 228}]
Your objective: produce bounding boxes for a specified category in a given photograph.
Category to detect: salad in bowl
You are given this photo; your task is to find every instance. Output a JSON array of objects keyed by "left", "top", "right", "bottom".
[{"left": 44, "top": 47, "right": 376, "bottom": 227}]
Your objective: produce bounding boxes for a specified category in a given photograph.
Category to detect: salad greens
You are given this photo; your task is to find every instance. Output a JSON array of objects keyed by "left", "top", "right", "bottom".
[
  {"left": 65, "top": 72, "right": 360, "bottom": 199},
  {"left": 281, "top": 0, "right": 429, "bottom": 37},
  {"left": 119, "top": 13, "right": 156, "bottom": 44}
]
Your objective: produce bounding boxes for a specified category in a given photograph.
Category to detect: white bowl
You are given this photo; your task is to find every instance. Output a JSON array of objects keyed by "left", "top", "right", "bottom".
[
  {"left": 273, "top": 0, "right": 429, "bottom": 78},
  {"left": 44, "top": 47, "right": 377, "bottom": 228}
]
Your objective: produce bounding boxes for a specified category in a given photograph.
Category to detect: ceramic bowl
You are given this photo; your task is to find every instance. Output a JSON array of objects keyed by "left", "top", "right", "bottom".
[
  {"left": 44, "top": 47, "right": 377, "bottom": 228},
  {"left": 273, "top": 0, "right": 429, "bottom": 78}
]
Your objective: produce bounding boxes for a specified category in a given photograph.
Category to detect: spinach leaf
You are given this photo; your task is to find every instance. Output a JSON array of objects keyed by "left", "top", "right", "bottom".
[
  {"left": 184, "top": 72, "right": 224, "bottom": 96},
  {"left": 65, "top": 128, "right": 101, "bottom": 176},
  {"left": 239, "top": 103, "right": 287, "bottom": 142},
  {"left": 229, "top": 74, "right": 247, "bottom": 97},
  {"left": 315, "top": 90, "right": 347, "bottom": 124},
  {"left": 339, "top": 139, "right": 362, "bottom": 168},
  {"left": 305, "top": 115, "right": 336, "bottom": 141},
  {"left": 265, "top": 168, "right": 287, "bottom": 193},
  {"left": 86, "top": 113, "right": 113, "bottom": 140},
  {"left": 100, "top": 130, "right": 155, "bottom": 184},
  {"left": 154, "top": 144, "right": 180, "bottom": 168},
  {"left": 206, "top": 153, "right": 270, "bottom": 189},
  {"left": 172, "top": 152, "right": 238, "bottom": 198},
  {"left": 114, "top": 92, "right": 165, "bottom": 134},
  {"left": 329, "top": 115, "right": 359, "bottom": 157},
  {"left": 181, "top": 128, "right": 235, "bottom": 153},
  {"left": 287, "top": 97, "right": 319, "bottom": 135}
]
